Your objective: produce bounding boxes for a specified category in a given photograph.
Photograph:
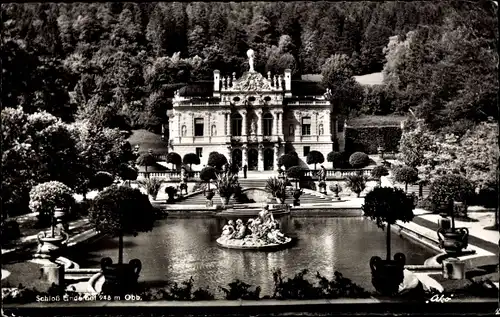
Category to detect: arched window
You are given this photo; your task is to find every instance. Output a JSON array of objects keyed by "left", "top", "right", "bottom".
[
  {"left": 231, "top": 113, "right": 242, "bottom": 136},
  {"left": 263, "top": 113, "right": 273, "bottom": 136}
]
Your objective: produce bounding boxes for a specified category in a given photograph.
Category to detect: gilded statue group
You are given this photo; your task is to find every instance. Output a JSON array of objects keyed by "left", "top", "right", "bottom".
[{"left": 219, "top": 206, "right": 290, "bottom": 246}]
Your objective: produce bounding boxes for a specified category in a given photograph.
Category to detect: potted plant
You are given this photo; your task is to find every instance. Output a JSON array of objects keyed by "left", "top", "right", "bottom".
[
  {"left": 345, "top": 174, "right": 367, "bottom": 197},
  {"left": 265, "top": 177, "right": 287, "bottom": 204},
  {"left": 293, "top": 188, "right": 303, "bottom": 206},
  {"left": 362, "top": 187, "right": 415, "bottom": 295},
  {"left": 329, "top": 183, "right": 342, "bottom": 200},
  {"left": 29, "top": 181, "right": 74, "bottom": 259},
  {"left": 430, "top": 175, "right": 474, "bottom": 254},
  {"left": 165, "top": 186, "right": 178, "bottom": 203},
  {"left": 214, "top": 170, "right": 240, "bottom": 207},
  {"left": 137, "top": 177, "right": 163, "bottom": 201},
  {"left": 89, "top": 186, "right": 156, "bottom": 295}
]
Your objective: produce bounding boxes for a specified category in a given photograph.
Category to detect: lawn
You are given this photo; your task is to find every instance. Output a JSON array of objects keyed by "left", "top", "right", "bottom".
[{"left": 127, "top": 129, "right": 169, "bottom": 154}]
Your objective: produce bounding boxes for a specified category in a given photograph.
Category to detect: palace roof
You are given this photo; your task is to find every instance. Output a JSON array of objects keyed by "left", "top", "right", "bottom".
[{"left": 178, "top": 81, "right": 214, "bottom": 97}]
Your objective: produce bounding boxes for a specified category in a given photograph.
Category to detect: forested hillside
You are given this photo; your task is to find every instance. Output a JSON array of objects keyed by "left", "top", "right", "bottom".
[{"left": 1, "top": 1, "right": 498, "bottom": 133}]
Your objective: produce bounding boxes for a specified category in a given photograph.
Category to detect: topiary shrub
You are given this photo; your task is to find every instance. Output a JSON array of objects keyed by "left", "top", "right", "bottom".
[
  {"left": 166, "top": 152, "right": 182, "bottom": 170},
  {"left": 362, "top": 187, "right": 415, "bottom": 260},
  {"left": 118, "top": 163, "right": 138, "bottom": 184},
  {"left": 392, "top": 166, "right": 419, "bottom": 192},
  {"left": 207, "top": 152, "right": 228, "bottom": 170},
  {"left": 200, "top": 166, "right": 217, "bottom": 190},
  {"left": 371, "top": 165, "right": 389, "bottom": 187},
  {"left": 89, "top": 186, "right": 155, "bottom": 264},
  {"left": 327, "top": 151, "right": 344, "bottom": 169},
  {"left": 349, "top": 152, "right": 370, "bottom": 168},
  {"left": 429, "top": 174, "right": 475, "bottom": 209},
  {"left": 182, "top": 153, "right": 200, "bottom": 170},
  {"left": 89, "top": 171, "right": 115, "bottom": 191},
  {"left": 286, "top": 166, "right": 304, "bottom": 188},
  {"left": 306, "top": 151, "right": 325, "bottom": 171},
  {"left": 30, "top": 181, "right": 75, "bottom": 226}
]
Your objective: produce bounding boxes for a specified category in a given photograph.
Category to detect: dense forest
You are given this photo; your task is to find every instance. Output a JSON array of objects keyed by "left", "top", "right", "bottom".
[{"left": 1, "top": 1, "right": 498, "bottom": 133}]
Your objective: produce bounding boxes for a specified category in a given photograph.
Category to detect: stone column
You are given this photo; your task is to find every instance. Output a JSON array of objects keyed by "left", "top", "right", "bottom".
[
  {"left": 242, "top": 146, "right": 248, "bottom": 168},
  {"left": 258, "top": 144, "right": 264, "bottom": 171},
  {"left": 273, "top": 144, "right": 279, "bottom": 170},
  {"left": 241, "top": 110, "right": 247, "bottom": 136}
]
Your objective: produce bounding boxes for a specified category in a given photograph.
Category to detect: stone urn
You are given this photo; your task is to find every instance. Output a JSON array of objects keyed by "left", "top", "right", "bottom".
[
  {"left": 293, "top": 189, "right": 302, "bottom": 206},
  {"left": 377, "top": 146, "right": 385, "bottom": 159},
  {"left": 437, "top": 228, "right": 469, "bottom": 254},
  {"left": 205, "top": 189, "right": 215, "bottom": 200},
  {"left": 318, "top": 181, "right": 327, "bottom": 195},
  {"left": 370, "top": 253, "right": 406, "bottom": 296},
  {"left": 100, "top": 257, "right": 142, "bottom": 295},
  {"left": 35, "top": 230, "right": 69, "bottom": 259},
  {"left": 180, "top": 182, "right": 188, "bottom": 195}
]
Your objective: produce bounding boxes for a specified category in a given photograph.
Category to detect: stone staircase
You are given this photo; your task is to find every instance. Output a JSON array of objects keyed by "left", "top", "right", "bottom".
[{"left": 174, "top": 190, "right": 330, "bottom": 206}]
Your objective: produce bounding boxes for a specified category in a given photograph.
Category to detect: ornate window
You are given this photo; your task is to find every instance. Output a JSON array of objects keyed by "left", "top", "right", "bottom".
[
  {"left": 302, "top": 117, "right": 311, "bottom": 135},
  {"left": 263, "top": 113, "right": 273, "bottom": 136},
  {"left": 231, "top": 113, "right": 242, "bottom": 136},
  {"left": 194, "top": 118, "right": 204, "bottom": 136}
]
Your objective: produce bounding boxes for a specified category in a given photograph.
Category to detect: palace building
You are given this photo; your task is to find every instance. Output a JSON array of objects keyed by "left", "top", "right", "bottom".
[{"left": 166, "top": 49, "right": 345, "bottom": 171}]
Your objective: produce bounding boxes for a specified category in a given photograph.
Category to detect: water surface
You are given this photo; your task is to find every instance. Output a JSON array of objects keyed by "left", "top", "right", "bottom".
[{"left": 73, "top": 217, "right": 435, "bottom": 297}]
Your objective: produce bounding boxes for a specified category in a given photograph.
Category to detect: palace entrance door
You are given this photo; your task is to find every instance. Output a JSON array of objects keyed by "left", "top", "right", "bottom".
[
  {"left": 264, "top": 148, "right": 274, "bottom": 170},
  {"left": 248, "top": 149, "right": 258, "bottom": 171}
]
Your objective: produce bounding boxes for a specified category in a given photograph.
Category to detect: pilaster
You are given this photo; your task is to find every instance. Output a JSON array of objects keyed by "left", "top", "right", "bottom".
[{"left": 257, "top": 144, "right": 264, "bottom": 171}]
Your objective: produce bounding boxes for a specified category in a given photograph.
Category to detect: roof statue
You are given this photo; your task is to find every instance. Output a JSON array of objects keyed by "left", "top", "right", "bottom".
[{"left": 247, "top": 49, "right": 255, "bottom": 73}]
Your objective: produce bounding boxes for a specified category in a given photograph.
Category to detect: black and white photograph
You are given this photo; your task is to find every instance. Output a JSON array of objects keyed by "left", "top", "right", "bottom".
[{"left": 1, "top": 1, "right": 499, "bottom": 316}]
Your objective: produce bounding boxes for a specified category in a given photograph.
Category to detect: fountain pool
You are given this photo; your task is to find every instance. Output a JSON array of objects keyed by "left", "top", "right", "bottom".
[{"left": 70, "top": 216, "right": 436, "bottom": 297}]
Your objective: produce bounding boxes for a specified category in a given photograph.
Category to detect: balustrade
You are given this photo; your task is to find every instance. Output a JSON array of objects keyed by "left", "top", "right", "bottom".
[
  {"left": 137, "top": 170, "right": 201, "bottom": 180},
  {"left": 301, "top": 168, "right": 374, "bottom": 180}
]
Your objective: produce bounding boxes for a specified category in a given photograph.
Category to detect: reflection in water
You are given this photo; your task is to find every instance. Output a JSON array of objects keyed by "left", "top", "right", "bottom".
[{"left": 74, "top": 217, "right": 435, "bottom": 297}]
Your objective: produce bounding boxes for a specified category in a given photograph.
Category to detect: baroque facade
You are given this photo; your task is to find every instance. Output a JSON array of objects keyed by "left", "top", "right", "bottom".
[{"left": 167, "top": 50, "right": 344, "bottom": 172}]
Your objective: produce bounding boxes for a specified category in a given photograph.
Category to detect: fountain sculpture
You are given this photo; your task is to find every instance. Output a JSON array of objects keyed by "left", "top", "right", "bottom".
[{"left": 216, "top": 206, "right": 293, "bottom": 250}]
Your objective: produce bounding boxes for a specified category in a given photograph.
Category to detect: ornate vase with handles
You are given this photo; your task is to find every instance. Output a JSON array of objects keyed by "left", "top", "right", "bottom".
[
  {"left": 437, "top": 228, "right": 469, "bottom": 254},
  {"left": 35, "top": 230, "right": 69, "bottom": 259},
  {"left": 100, "top": 257, "right": 142, "bottom": 295},
  {"left": 370, "top": 253, "right": 406, "bottom": 296}
]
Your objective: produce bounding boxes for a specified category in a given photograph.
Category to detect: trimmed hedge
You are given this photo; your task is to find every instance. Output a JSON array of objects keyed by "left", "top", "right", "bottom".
[
  {"left": 349, "top": 152, "right": 369, "bottom": 168},
  {"left": 344, "top": 126, "right": 402, "bottom": 154}
]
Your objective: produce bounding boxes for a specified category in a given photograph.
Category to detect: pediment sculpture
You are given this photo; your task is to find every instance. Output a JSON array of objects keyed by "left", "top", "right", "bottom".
[{"left": 233, "top": 71, "right": 272, "bottom": 92}]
